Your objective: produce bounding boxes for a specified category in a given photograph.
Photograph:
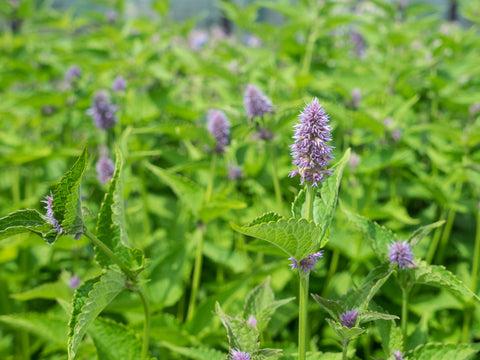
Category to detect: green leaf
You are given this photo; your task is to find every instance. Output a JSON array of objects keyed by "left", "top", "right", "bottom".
[
  {"left": 52, "top": 145, "right": 88, "bottom": 237},
  {"left": 96, "top": 148, "right": 143, "bottom": 270},
  {"left": 0, "top": 313, "right": 67, "bottom": 344},
  {"left": 11, "top": 279, "right": 70, "bottom": 301},
  {"left": 246, "top": 212, "right": 284, "bottom": 226},
  {"left": 144, "top": 162, "right": 204, "bottom": 216},
  {"left": 412, "top": 261, "right": 480, "bottom": 302},
  {"left": 343, "top": 209, "right": 397, "bottom": 259},
  {"left": 231, "top": 217, "right": 324, "bottom": 262},
  {"left": 358, "top": 311, "right": 398, "bottom": 324},
  {"left": 68, "top": 268, "right": 127, "bottom": 360},
  {"left": 89, "top": 318, "right": 142, "bottom": 360},
  {"left": 408, "top": 220, "right": 445, "bottom": 247},
  {"left": 159, "top": 343, "right": 226, "bottom": 360},
  {"left": 243, "top": 277, "right": 294, "bottom": 332},
  {"left": 199, "top": 195, "right": 246, "bottom": 223},
  {"left": 0, "top": 209, "right": 56, "bottom": 245},
  {"left": 344, "top": 264, "right": 393, "bottom": 311},
  {"left": 409, "top": 343, "right": 480, "bottom": 360},
  {"left": 216, "top": 302, "right": 259, "bottom": 353},
  {"left": 377, "top": 318, "right": 403, "bottom": 358},
  {"left": 325, "top": 318, "right": 366, "bottom": 342},
  {"left": 311, "top": 294, "right": 344, "bottom": 321}
]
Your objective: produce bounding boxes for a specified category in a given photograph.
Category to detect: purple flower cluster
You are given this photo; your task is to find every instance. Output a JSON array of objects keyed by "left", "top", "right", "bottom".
[
  {"left": 87, "top": 91, "right": 117, "bottom": 130},
  {"left": 207, "top": 109, "right": 230, "bottom": 153},
  {"left": 388, "top": 240, "right": 415, "bottom": 269},
  {"left": 350, "top": 31, "right": 366, "bottom": 58},
  {"left": 289, "top": 251, "right": 323, "bottom": 273},
  {"left": 96, "top": 157, "right": 115, "bottom": 184},
  {"left": 340, "top": 310, "right": 359, "bottom": 328},
  {"left": 228, "top": 164, "right": 243, "bottom": 180},
  {"left": 244, "top": 84, "right": 273, "bottom": 118},
  {"left": 289, "top": 98, "right": 334, "bottom": 187},
  {"left": 112, "top": 75, "right": 126, "bottom": 92},
  {"left": 230, "top": 349, "right": 250, "bottom": 360},
  {"left": 42, "top": 192, "right": 63, "bottom": 233},
  {"left": 392, "top": 350, "right": 404, "bottom": 360},
  {"left": 69, "top": 274, "right": 80, "bottom": 289},
  {"left": 351, "top": 88, "right": 361, "bottom": 108},
  {"left": 64, "top": 65, "right": 81, "bottom": 84}
]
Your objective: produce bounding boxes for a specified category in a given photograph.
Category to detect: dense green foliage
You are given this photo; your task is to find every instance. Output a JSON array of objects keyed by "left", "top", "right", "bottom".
[{"left": 0, "top": 0, "right": 480, "bottom": 359}]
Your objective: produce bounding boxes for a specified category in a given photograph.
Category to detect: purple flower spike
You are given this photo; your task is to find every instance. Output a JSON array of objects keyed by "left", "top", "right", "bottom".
[
  {"left": 96, "top": 157, "right": 115, "bottom": 184},
  {"left": 340, "top": 310, "right": 359, "bottom": 328},
  {"left": 230, "top": 349, "right": 250, "bottom": 360},
  {"left": 87, "top": 91, "right": 117, "bottom": 130},
  {"left": 42, "top": 192, "right": 63, "bottom": 233},
  {"left": 289, "top": 251, "right": 323, "bottom": 274},
  {"left": 351, "top": 88, "right": 361, "bottom": 108},
  {"left": 64, "top": 65, "right": 81, "bottom": 84},
  {"left": 247, "top": 315, "right": 257, "bottom": 327},
  {"left": 289, "top": 98, "right": 334, "bottom": 187},
  {"left": 112, "top": 75, "right": 126, "bottom": 92},
  {"left": 207, "top": 109, "right": 230, "bottom": 153},
  {"left": 228, "top": 164, "right": 243, "bottom": 180},
  {"left": 393, "top": 350, "right": 404, "bottom": 360},
  {"left": 69, "top": 274, "right": 80, "bottom": 289},
  {"left": 388, "top": 240, "right": 415, "bottom": 269},
  {"left": 244, "top": 84, "right": 273, "bottom": 118}
]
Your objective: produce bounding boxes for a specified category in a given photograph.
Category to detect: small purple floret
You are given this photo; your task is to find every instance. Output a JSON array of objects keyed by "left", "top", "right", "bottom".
[
  {"left": 69, "top": 274, "right": 80, "bottom": 289},
  {"left": 392, "top": 350, "right": 404, "bottom": 360},
  {"left": 289, "top": 98, "right": 334, "bottom": 187},
  {"left": 96, "top": 157, "right": 115, "bottom": 184},
  {"left": 207, "top": 109, "right": 230, "bottom": 153},
  {"left": 42, "top": 192, "right": 63, "bottom": 233},
  {"left": 231, "top": 349, "right": 250, "bottom": 360},
  {"left": 244, "top": 84, "right": 273, "bottom": 118},
  {"left": 388, "top": 240, "right": 415, "bottom": 269},
  {"left": 289, "top": 251, "right": 324, "bottom": 274},
  {"left": 87, "top": 91, "right": 117, "bottom": 130},
  {"left": 64, "top": 65, "right": 81, "bottom": 84},
  {"left": 247, "top": 315, "right": 257, "bottom": 327},
  {"left": 112, "top": 75, "right": 126, "bottom": 92},
  {"left": 340, "top": 310, "right": 359, "bottom": 328}
]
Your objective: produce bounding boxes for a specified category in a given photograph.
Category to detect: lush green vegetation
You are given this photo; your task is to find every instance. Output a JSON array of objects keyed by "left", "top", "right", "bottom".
[{"left": 1, "top": 0, "right": 480, "bottom": 359}]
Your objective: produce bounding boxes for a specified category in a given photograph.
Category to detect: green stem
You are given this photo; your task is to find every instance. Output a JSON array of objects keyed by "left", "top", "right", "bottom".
[
  {"left": 186, "top": 229, "right": 204, "bottom": 322},
  {"left": 322, "top": 247, "right": 339, "bottom": 297},
  {"left": 269, "top": 141, "right": 283, "bottom": 214},
  {"left": 342, "top": 340, "right": 349, "bottom": 360},
  {"left": 401, "top": 284, "right": 409, "bottom": 352},
  {"left": 426, "top": 208, "right": 447, "bottom": 264},
  {"left": 305, "top": 185, "right": 315, "bottom": 221},
  {"left": 84, "top": 229, "right": 136, "bottom": 280},
  {"left": 301, "top": 3, "right": 321, "bottom": 75},
  {"left": 298, "top": 271, "right": 310, "bottom": 360},
  {"left": 205, "top": 153, "right": 217, "bottom": 204},
  {"left": 137, "top": 286, "right": 151, "bottom": 360}
]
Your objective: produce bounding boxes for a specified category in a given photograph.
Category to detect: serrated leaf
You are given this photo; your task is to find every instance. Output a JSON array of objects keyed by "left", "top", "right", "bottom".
[
  {"left": 68, "top": 268, "right": 127, "bottom": 360},
  {"left": 216, "top": 302, "right": 259, "bottom": 353},
  {"left": 231, "top": 218, "right": 324, "bottom": 262},
  {"left": 377, "top": 318, "right": 403, "bottom": 357},
  {"left": 344, "top": 264, "right": 393, "bottom": 310},
  {"left": 408, "top": 220, "right": 445, "bottom": 247},
  {"left": 343, "top": 209, "right": 397, "bottom": 259},
  {"left": 144, "top": 162, "right": 204, "bottom": 216},
  {"left": 243, "top": 277, "right": 294, "bottom": 332},
  {"left": 89, "top": 318, "right": 142, "bottom": 360},
  {"left": 311, "top": 294, "right": 344, "bottom": 321},
  {"left": 325, "top": 318, "right": 366, "bottom": 342},
  {"left": 292, "top": 149, "right": 350, "bottom": 243},
  {"left": 52, "top": 145, "right": 88, "bottom": 236},
  {"left": 412, "top": 261, "right": 480, "bottom": 302},
  {"left": 410, "top": 343, "right": 480, "bottom": 360},
  {"left": 358, "top": 311, "right": 398, "bottom": 324},
  {"left": 96, "top": 148, "right": 143, "bottom": 270},
  {"left": 247, "top": 212, "right": 284, "bottom": 226},
  {"left": 0, "top": 209, "right": 56, "bottom": 245}
]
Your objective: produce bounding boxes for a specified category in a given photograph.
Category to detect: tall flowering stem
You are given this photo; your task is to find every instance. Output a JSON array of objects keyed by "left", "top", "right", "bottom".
[{"left": 290, "top": 98, "right": 333, "bottom": 360}]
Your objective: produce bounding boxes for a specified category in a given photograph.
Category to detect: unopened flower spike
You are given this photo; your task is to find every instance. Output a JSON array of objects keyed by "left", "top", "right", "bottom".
[
  {"left": 96, "top": 156, "right": 115, "bottom": 184},
  {"left": 289, "top": 98, "right": 334, "bottom": 187},
  {"left": 42, "top": 192, "right": 63, "bottom": 233},
  {"left": 230, "top": 349, "right": 251, "bottom": 360},
  {"left": 112, "top": 75, "right": 126, "bottom": 92},
  {"left": 388, "top": 240, "right": 415, "bottom": 269},
  {"left": 87, "top": 90, "right": 118, "bottom": 130},
  {"left": 244, "top": 84, "right": 273, "bottom": 118},
  {"left": 339, "top": 309, "right": 359, "bottom": 328},
  {"left": 289, "top": 251, "right": 323, "bottom": 274},
  {"left": 207, "top": 109, "right": 230, "bottom": 153}
]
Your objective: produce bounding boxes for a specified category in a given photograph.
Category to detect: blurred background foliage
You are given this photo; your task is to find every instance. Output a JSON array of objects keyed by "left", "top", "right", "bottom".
[{"left": 0, "top": 0, "right": 479, "bottom": 359}]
